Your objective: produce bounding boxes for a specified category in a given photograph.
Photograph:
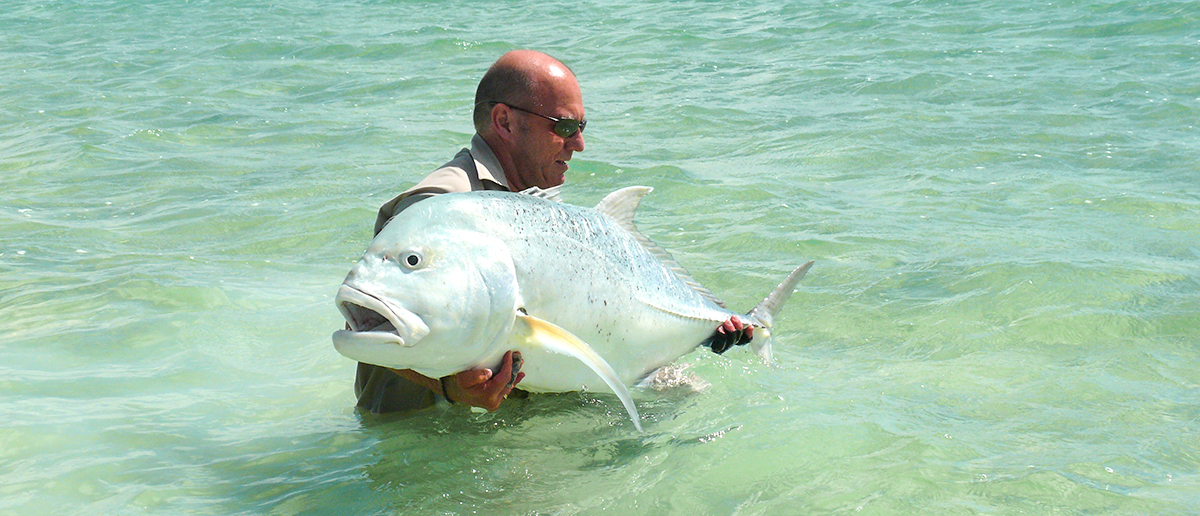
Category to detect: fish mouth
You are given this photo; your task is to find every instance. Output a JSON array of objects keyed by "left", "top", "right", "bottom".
[{"left": 333, "top": 284, "right": 429, "bottom": 348}]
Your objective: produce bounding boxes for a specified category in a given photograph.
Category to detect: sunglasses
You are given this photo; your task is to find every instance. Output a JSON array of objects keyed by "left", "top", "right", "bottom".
[{"left": 490, "top": 101, "right": 587, "bottom": 139}]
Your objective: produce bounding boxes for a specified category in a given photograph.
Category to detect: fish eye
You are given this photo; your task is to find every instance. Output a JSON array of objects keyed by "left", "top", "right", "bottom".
[{"left": 400, "top": 249, "right": 424, "bottom": 269}]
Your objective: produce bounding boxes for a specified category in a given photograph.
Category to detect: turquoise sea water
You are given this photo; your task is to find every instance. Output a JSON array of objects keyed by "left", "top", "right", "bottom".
[{"left": 2, "top": 0, "right": 1198, "bottom": 514}]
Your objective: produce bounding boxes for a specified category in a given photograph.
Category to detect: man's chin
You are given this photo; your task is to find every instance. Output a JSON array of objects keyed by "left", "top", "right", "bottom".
[{"left": 550, "top": 162, "right": 569, "bottom": 182}]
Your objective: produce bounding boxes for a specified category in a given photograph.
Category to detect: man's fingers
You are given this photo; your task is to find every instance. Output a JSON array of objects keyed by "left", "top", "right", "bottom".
[
  {"left": 718, "top": 316, "right": 746, "bottom": 334},
  {"left": 489, "top": 351, "right": 514, "bottom": 388},
  {"left": 455, "top": 368, "right": 493, "bottom": 389},
  {"left": 445, "top": 351, "right": 524, "bottom": 411},
  {"left": 727, "top": 316, "right": 752, "bottom": 347},
  {"left": 709, "top": 331, "right": 734, "bottom": 354},
  {"left": 737, "top": 327, "right": 753, "bottom": 346},
  {"left": 706, "top": 316, "right": 756, "bottom": 354}
]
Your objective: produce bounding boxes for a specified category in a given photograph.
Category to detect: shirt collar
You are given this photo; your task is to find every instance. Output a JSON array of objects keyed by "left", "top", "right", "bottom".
[{"left": 469, "top": 133, "right": 509, "bottom": 190}]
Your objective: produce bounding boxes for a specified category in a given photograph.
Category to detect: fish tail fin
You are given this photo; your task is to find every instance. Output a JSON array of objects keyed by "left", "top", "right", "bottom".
[{"left": 743, "top": 261, "right": 815, "bottom": 362}]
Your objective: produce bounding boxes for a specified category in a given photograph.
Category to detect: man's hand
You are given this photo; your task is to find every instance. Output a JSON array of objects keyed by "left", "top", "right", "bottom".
[
  {"left": 705, "top": 316, "right": 753, "bottom": 354},
  {"left": 444, "top": 350, "right": 525, "bottom": 411}
]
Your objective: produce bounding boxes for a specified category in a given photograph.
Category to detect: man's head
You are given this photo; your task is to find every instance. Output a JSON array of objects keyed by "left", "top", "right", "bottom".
[{"left": 474, "top": 50, "right": 585, "bottom": 192}]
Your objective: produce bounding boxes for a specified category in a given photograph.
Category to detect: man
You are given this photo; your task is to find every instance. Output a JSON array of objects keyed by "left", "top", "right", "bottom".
[{"left": 355, "top": 50, "right": 752, "bottom": 414}]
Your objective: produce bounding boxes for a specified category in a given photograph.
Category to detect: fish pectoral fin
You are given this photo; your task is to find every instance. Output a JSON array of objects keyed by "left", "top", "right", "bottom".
[{"left": 512, "top": 314, "right": 643, "bottom": 432}]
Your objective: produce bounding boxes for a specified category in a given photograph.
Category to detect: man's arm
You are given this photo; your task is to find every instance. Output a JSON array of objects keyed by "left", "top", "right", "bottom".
[{"left": 392, "top": 350, "right": 525, "bottom": 411}]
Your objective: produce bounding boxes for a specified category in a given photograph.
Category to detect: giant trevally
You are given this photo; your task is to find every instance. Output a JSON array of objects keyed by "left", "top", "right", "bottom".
[{"left": 332, "top": 186, "right": 813, "bottom": 431}]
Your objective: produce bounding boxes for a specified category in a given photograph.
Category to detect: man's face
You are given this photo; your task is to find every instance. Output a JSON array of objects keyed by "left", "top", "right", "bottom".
[{"left": 506, "top": 79, "right": 586, "bottom": 191}]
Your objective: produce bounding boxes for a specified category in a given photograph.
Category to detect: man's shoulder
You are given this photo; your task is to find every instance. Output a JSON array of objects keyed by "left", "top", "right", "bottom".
[
  {"left": 373, "top": 150, "right": 477, "bottom": 235},
  {"left": 409, "top": 162, "right": 474, "bottom": 194},
  {"left": 403, "top": 145, "right": 482, "bottom": 194}
]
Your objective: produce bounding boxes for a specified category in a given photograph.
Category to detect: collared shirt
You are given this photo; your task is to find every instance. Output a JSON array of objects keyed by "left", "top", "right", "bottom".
[
  {"left": 372, "top": 134, "right": 511, "bottom": 236},
  {"left": 355, "top": 134, "right": 513, "bottom": 414}
]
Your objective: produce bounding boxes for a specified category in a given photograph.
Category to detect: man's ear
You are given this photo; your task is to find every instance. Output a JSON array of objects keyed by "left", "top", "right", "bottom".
[{"left": 491, "top": 103, "right": 518, "bottom": 142}]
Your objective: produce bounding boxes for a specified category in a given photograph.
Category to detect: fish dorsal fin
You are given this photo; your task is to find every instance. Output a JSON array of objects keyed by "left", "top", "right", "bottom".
[
  {"left": 512, "top": 313, "right": 642, "bottom": 431},
  {"left": 594, "top": 186, "right": 728, "bottom": 308},
  {"left": 593, "top": 185, "right": 652, "bottom": 227},
  {"left": 518, "top": 185, "right": 563, "bottom": 202}
]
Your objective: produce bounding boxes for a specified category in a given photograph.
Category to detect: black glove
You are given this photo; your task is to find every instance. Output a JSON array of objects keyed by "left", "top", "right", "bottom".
[{"left": 703, "top": 326, "right": 753, "bottom": 354}]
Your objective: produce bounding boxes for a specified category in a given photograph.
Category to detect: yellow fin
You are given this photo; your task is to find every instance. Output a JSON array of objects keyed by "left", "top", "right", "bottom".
[{"left": 513, "top": 313, "right": 643, "bottom": 432}]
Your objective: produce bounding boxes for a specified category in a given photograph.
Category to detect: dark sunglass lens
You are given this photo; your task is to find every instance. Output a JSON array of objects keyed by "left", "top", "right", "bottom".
[
  {"left": 553, "top": 119, "right": 584, "bottom": 139},
  {"left": 553, "top": 121, "right": 577, "bottom": 139}
]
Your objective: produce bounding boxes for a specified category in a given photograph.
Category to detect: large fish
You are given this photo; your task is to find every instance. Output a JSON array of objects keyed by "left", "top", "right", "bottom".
[{"left": 333, "top": 186, "right": 812, "bottom": 431}]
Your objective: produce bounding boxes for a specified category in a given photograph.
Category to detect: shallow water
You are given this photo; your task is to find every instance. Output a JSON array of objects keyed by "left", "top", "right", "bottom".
[{"left": 2, "top": 0, "right": 1198, "bottom": 514}]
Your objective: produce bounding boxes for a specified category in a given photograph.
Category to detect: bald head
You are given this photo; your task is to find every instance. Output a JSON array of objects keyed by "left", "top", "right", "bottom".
[
  {"left": 472, "top": 50, "right": 585, "bottom": 191},
  {"left": 473, "top": 50, "right": 579, "bottom": 133}
]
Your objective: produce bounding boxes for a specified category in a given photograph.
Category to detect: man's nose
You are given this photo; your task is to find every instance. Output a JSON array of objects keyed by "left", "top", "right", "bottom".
[{"left": 566, "top": 131, "right": 585, "bottom": 152}]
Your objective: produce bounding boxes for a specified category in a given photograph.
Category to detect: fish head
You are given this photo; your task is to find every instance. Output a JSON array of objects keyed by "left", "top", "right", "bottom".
[{"left": 332, "top": 223, "right": 521, "bottom": 378}]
